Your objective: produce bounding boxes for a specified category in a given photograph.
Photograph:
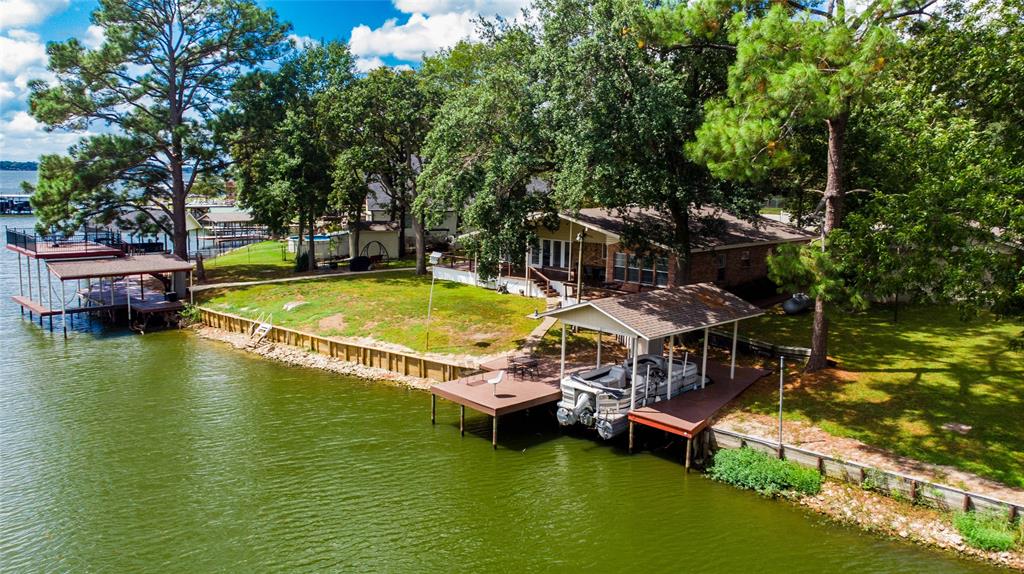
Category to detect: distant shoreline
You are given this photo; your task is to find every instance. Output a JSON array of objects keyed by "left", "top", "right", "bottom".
[{"left": 0, "top": 161, "right": 38, "bottom": 171}]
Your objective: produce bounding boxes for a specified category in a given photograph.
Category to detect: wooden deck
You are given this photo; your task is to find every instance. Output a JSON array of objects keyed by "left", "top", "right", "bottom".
[
  {"left": 430, "top": 362, "right": 565, "bottom": 418},
  {"left": 628, "top": 362, "right": 771, "bottom": 439},
  {"left": 430, "top": 358, "right": 586, "bottom": 448},
  {"left": 6, "top": 241, "right": 123, "bottom": 260}
]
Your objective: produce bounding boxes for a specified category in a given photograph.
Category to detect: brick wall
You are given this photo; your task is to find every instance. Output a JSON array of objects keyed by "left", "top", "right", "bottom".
[{"left": 606, "top": 242, "right": 791, "bottom": 288}]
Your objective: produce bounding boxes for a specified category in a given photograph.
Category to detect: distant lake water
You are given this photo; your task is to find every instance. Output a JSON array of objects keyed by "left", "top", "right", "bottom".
[{"left": 0, "top": 171, "right": 37, "bottom": 195}]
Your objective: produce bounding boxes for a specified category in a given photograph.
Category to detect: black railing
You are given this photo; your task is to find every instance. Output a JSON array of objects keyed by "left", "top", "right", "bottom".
[{"left": 4, "top": 226, "right": 125, "bottom": 254}]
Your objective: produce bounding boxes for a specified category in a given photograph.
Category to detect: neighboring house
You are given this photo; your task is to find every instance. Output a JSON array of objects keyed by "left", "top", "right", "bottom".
[
  {"left": 528, "top": 207, "right": 815, "bottom": 292},
  {"left": 365, "top": 184, "right": 459, "bottom": 248}
]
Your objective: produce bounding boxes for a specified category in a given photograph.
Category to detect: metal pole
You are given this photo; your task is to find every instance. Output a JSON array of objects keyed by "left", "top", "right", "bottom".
[
  {"left": 424, "top": 274, "right": 436, "bottom": 351},
  {"left": 189, "top": 271, "right": 194, "bottom": 305},
  {"left": 492, "top": 416, "right": 497, "bottom": 449},
  {"left": 17, "top": 253, "right": 24, "bottom": 316},
  {"left": 576, "top": 234, "right": 584, "bottom": 303},
  {"left": 460, "top": 405, "right": 465, "bottom": 436},
  {"left": 559, "top": 323, "right": 567, "bottom": 381},
  {"left": 36, "top": 258, "right": 43, "bottom": 325},
  {"left": 630, "top": 338, "right": 640, "bottom": 410},
  {"left": 61, "top": 280, "right": 67, "bottom": 338},
  {"left": 26, "top": 254, "right": 32, "bottom": 319},
  {"left": 431, "top": 394, "right": 436, "bottom": 424},
  {"left": 47, "top": 265, "right": 53, "bottom": 331},
  {"left": 731, "top": 320, "right": 739, "bottom": 379},
  {"left": 126, "top": 275, "right": 132, "bottom": 324},
  {"left": 666, "top": 334, "right": 674, "bottom": 400},
  {"left": 701, "top": 327, "right": 709, "bottom": 389},
  {"left": 595, "top": 330, "right": 602, "bottom": 367},
  {"left": 778, "top": 356, "right": 785, "bottom": 456}
]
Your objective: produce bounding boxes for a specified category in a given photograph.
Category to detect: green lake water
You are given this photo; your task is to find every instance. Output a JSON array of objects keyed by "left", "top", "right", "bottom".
[{"left": 0, "top": 216, "right": 1007, "bottom": 572}]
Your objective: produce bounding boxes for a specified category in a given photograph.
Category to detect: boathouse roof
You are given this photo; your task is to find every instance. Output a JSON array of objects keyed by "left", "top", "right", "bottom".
[
  {"left": 541, "top": 283, "right": 763, "bottom": 340},
  {"left": 47, "top": 253, "right": 194, "bottom": 280}
]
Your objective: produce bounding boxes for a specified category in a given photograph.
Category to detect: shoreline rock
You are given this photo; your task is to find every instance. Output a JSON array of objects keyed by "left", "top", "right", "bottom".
[{"left": 797, "top": 481, "right": 1023, "bottom": 570}]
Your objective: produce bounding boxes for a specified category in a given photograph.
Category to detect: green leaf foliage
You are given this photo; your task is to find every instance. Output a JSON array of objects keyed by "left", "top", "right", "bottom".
[
  {"left": 27, "top": 0, "right": 291, "bottom": 255},
  {"left": 708, "top": 447, "right": 822, "bottom": 497},
  {"left": 953, "top": 511, "right": 1020, "bottom": 552}
]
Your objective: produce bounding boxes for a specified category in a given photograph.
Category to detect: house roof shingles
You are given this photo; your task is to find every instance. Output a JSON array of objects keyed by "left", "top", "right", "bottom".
[
  {"left": 569, "top": 207, "right": 814, "bottom": 250},
  {"left": 572, "top": 283, "right": 764, "bottom": 340}
]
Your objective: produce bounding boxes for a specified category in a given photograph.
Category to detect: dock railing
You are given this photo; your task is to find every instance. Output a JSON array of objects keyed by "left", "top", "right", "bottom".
[
  {"left": 709, "top": 427, "right": 1022, "bottom": 522},
  {"left": 5, "top": 226, "right": 125, "bottom": 255}
]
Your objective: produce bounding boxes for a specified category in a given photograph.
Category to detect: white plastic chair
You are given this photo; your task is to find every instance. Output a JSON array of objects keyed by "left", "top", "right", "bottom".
[{"left": 485, "top": 370, "right": 505, "bottom": 396}]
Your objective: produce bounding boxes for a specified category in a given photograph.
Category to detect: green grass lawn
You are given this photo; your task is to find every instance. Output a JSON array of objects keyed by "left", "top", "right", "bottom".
[
  {"left": 201, "top": 241, "right": 418, "bottom": 283},
  {"left": 198, "top": 271, "right": 543, "bottom": 356},
  {"left": 202, "top": 241, "right": 295, "bottom": 283},
  {"left": 738, "top": 304, "right": 1024, "bottom": 487}
]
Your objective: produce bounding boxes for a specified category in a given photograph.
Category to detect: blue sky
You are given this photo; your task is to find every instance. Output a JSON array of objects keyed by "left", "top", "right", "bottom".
[{"left": 0, "top": 0, "right": 526, "bottom": 160}]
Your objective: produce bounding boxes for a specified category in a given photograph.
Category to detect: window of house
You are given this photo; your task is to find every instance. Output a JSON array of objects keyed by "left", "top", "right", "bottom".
[
  {"left": 655, "top": 256, "right": 669, "bottom": 286},
  {"left": 740, "top": 250, "right": 751, "bottom": 268},
  {"left": 530, "top": 241, "right": 540, "bottom": 265},
  {"left": 542, "top": 239, "right": 551, "bottom": 267},
  {"left": 715, "top": 253, "right": 727, "bottom": 282},
  {"left": 601, "top": 243, "right": 608, "bottom": 260},
  {"left": 613, "top": 252, "right": 626, "bottom": 280},
  {"left": 640, "top": 256, "right": 655, "bottom": 284},
  {"left": 626, "top": 255, "right": 640, "bottom": 282}
]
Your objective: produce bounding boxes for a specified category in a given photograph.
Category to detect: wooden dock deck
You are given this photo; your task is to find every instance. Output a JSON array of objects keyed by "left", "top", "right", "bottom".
[
  {"left": 628, "top": 362, "right": 771, "bottom": 439},
  {"left": 430, "top": 358, "right": 579, "bottom": 448}
]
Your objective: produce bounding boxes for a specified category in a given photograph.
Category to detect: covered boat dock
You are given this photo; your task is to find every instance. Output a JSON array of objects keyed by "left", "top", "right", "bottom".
[
  {"left": 10, "top": 250, "right": 194, "bottom": 337},
  {"left": 541, "top": 283, "right": 771, "bottom": 468}
]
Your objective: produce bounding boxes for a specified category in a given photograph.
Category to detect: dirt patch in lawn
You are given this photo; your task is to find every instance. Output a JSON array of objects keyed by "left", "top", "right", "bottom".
[{"left": 318, "top": 313, "right": 347, "bottom": 332}]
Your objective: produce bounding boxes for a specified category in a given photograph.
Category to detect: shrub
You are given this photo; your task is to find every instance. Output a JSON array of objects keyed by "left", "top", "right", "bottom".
[
  {"left": 708, "top": 447, "right": 822, "bottom": 497},
  {"left": 954, "top": 511, "right": 1019, "bottom": 552},
  {"left": 179, "top": 304, "right": 202, "bottom": 324}
]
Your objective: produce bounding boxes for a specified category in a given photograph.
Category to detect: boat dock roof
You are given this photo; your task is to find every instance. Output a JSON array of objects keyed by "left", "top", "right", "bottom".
[
  {"left": 47, "top": 253, "right": 193, "bottom": 280},
  {"left": 628, "top": 362, "right": 771, "bottom": 439}
]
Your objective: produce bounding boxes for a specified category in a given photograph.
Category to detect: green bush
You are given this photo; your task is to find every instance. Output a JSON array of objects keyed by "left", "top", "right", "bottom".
[
  {"left": 954, "top": 511, "right": 1019, "bottom": 552},
  {"left": 708, "top": 447, "right": 822, "bottom": 497}
]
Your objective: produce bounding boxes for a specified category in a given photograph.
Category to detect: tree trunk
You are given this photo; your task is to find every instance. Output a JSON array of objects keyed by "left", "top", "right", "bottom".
[
  {"left": 398, "top": 206, "right": 407, "bottom": 258},
  {"left": 296, "top": 216, "right": 305, "bottom": 270},
  {"left": 307, "top": 206, "right": 317, "bottom": 271},
  {"left": 348, "top": 216, "right": 360, "bottom": 259},
  {"left": 667, "top": 199, "right": 692, "bottom": 286},
  {"left": 413, "top": 215, "right": 427, "bottom": 275},
  {"left": 169, "top": 137, "right": 188, "bottom": 296},
  {"left": 807, "top": 112, "right": 848, "bottom": 372}
]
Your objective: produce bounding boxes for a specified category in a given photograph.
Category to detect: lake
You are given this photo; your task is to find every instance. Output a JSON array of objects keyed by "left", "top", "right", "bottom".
[{"left": 0, "top": 215, "right": 1004, "bottom": 572}]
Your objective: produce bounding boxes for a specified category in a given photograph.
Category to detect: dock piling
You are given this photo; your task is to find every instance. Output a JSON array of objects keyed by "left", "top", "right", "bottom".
[
  {"left": 628, "top": 421, "right": 635, "bottom": 454},
  {"left": 431, "top": 394, "right": 436, "bottom": 424},
  {"left": 492, "top": 416, "right": 497, "bottom": 449},
  {"left": 685, "top": 437, "right": 692, "bottom": 472},
  {"left": 460, "top": 405, "right": 465, "bottom": 436}
]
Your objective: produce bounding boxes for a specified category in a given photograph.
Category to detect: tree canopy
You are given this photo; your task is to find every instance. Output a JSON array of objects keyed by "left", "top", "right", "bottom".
[{"left": 27, "top": 0, "right": 291, "bottom": 266}]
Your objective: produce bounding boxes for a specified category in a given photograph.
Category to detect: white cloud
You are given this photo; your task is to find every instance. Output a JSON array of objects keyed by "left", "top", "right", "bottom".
[
  {"left": 393, "top": 0, "right": 526, "bottom": 17},
  {"left": 4, "top": 110, "right": 39, "bottom": 133},
  {"left": 0, "top": 29, "right": 46, "bottom": 75},
  {"left": 348, "top": 0, "right": 529, "bottom": 63},
  {"left": 350, "top": 12, "right": 477, "bottom": 61},
  {"left": 289, "top": 33, "right": 319, "bottom": 50},
  {"left": 0, "top": 0, "right": 69, "bottom": 30},
  {"left": 83, "top": 24, "right": 105, "bottom": 49},
  {"left": 354, "top": 56, "right": 387, "bottom": 73}
]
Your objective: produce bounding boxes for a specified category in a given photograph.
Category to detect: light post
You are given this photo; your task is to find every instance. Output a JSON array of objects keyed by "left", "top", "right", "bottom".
[{"left": 424, "top": 251, "right": 443, "bottom": 352}]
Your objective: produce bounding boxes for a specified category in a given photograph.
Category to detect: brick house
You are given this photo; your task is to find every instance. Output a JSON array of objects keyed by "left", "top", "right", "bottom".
[{"left": 528, "top": 207, "right": 814, "bottom": 293}]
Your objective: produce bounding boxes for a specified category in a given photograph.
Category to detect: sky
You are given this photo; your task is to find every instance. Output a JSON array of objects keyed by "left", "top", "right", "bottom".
[{"left": 0, "top": 0, "right": 529, "bottom": 161}]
